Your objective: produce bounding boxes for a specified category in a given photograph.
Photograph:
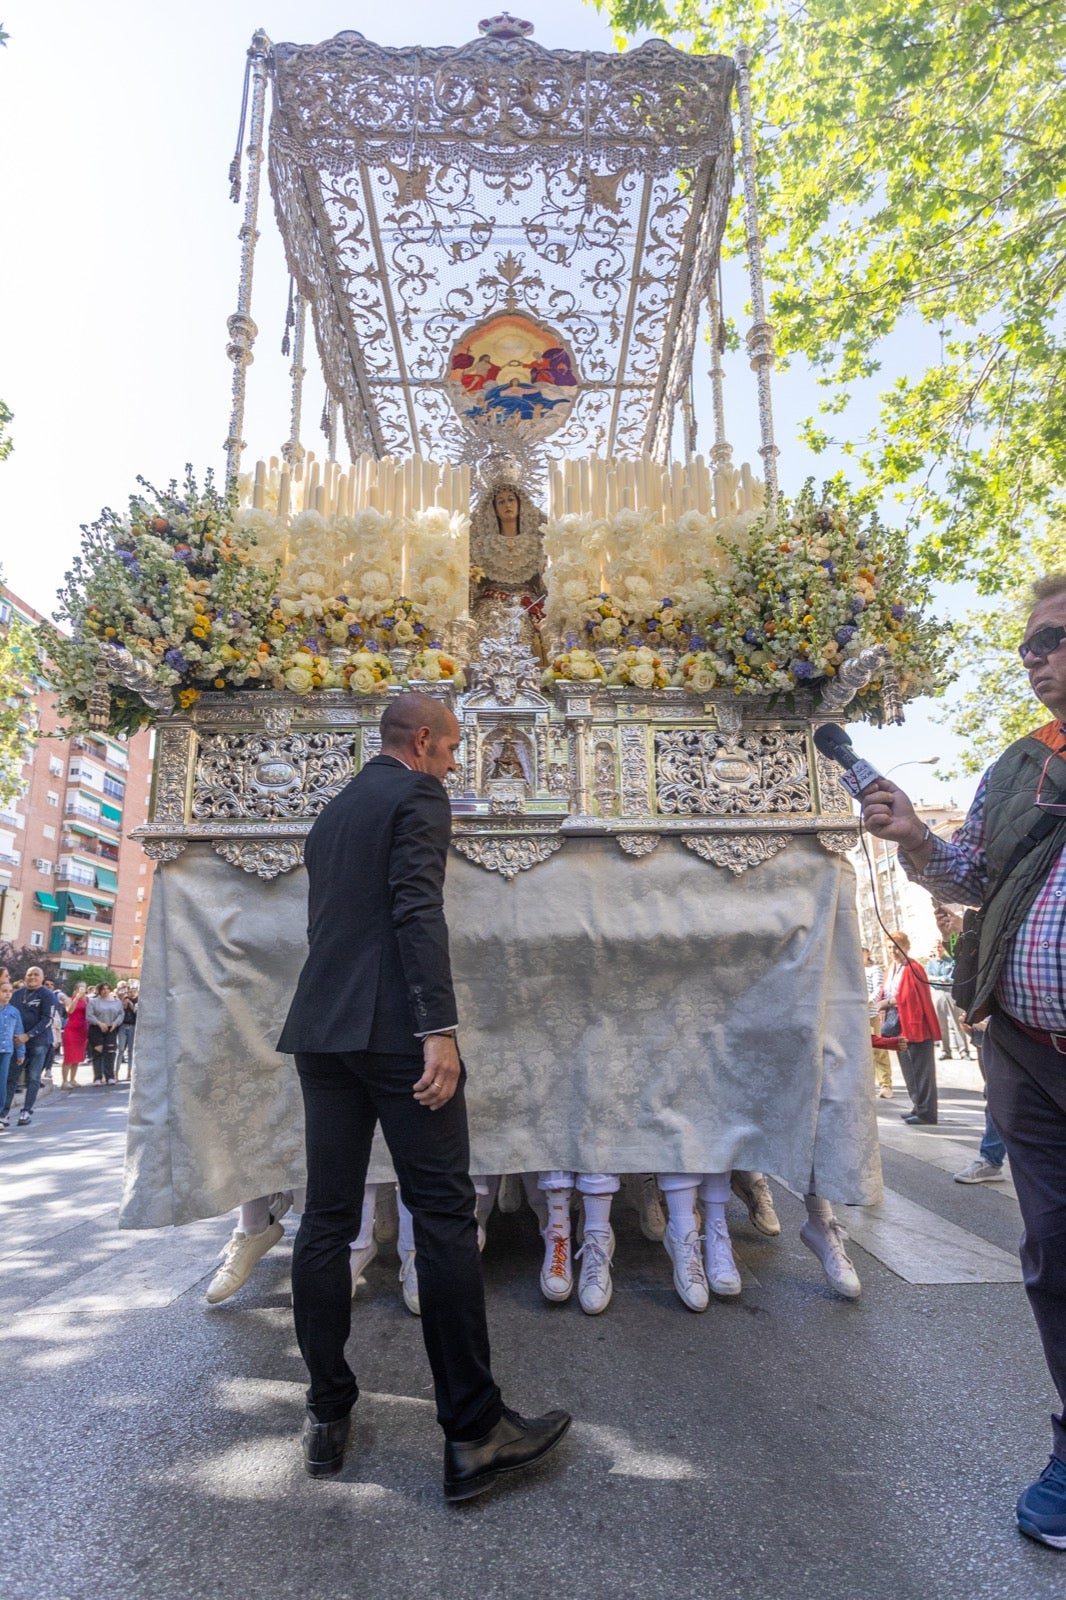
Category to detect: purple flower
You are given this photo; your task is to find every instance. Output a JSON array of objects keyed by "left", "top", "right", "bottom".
[
  {"left": 891, "top": 603, "right": 906, "bottom": 620},
  {"left": 689, "top": 634, "right": 705, "bottom": 651},
  {"left": 164, "top": 648, "right": 188, "bottom": 671},
  {"left": 835, "top": 625, "right": 858, "bottom": 646},
  {"left": 347, "top": 623, "right": 363, "bottom": 637},
  {"left": 565, "top": 633, "right": 578, "bottom": 649},
  {"left": 661, "top": 597, "right": 673, "bottom": 608},
  {"left": 646, "top": 618, "right": 658, "bottom": 631},
  {"left": 743, "top": 628, "right": 758, "bottom": 644},
  {"left": 819, "top": 559, "right": 835, "bottom": 574},
  {"left": 413, "top": 622, "right": 425, "bottom": 635},
  {"left": 791, "top": 659, "right": 815, "bottom": 680},
  {"left": 848, "top": 596, "right": 866, "bottom": 615}
]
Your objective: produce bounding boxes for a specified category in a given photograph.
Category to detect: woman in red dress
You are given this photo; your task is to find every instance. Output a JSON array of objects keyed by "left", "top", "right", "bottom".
[{"left": 61, "top": 982, "right": 89, "bottom": 1089}]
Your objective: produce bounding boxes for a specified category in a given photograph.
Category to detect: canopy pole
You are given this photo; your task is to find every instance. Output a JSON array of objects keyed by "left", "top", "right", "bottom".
[
  {"left": 734, "top": 43, "right": 779, "bottom": 508},
  {"left": 224, "top": 29, "right": 271, "bottom": 494},
  {"left": 707, "top": 270, "right": 734, "bottom": 478},
  {"left": 281, "top": 292, "right": 307, "bottom": 474}
]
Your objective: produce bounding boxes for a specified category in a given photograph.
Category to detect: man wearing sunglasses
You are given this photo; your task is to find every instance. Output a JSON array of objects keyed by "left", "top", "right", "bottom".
[{"left": 860, "top": 573, "right": 1066, "bottom": 1551}]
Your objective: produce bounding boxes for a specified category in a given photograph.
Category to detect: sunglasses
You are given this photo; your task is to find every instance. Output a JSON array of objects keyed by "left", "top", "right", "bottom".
[
  {"left": 1036, "top": 748, "right": 1066, "bottom": 816},
  {"left": 1019, "top": 623, "right": 1066, "bottom": 662}
]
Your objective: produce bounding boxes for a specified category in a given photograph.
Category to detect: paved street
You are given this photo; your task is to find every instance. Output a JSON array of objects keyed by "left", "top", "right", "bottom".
[{"left": 2, "top": 1059, "right": 1064, "bottom": 1600}]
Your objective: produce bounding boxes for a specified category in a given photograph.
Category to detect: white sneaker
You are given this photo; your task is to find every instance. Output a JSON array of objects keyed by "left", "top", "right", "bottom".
[
  {"left": 399, "top": 1249, "right": 421, "bottom": 1316},
  {"left": 349, "top": 1240, "right": 377, "bottom": 1298},
  {"left": 705, "top": 1219, "right": 742, "bottom": 1296},
  {"left": 800, "top": 1217, "right": 862, "bottom": 1299},
  {"left": 954, "top": 1157, "right": 1006, "bottom": 1184},
  {"left": 636, "top": 1177, "right": 667, "bottom": 1241},
  {"left": 576, "top": 1227, "right": 615, "bottom": 1315},
  {"left": 539, "top": 1224, "right": 573, "bottom": 1303},
  {"left": 730, "top": 1171, "right": 781, "bottom": 1236},
  {"left": 205, "top": 1222, "right": 284, "bottom": 1304},
  {"left": 663, "top": 1225, "right": 709, "bottom": 1311}
]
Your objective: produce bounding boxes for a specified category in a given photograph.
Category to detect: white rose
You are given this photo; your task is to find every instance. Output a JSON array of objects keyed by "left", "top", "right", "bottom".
[
  {"left": 421, "top": 658, "right": 442, "bottom": 682},
  {"left": 569, "top": 658, "right": 596, "bottom": 680},
  {"left": 393, "top": 619, "right": 415, "bottom": 643},
  {"left": 690, "top": 664, "right": 718, "bottom": 692},
  {"left": 350, "top": 667, "right": 376, "bottom": 694},
  {"left": 284, "top": 666, "right": 313, "bottom": 694},
  {"left": 635, "top": 647, "right": 655, "bottom": 664},
  {"left": 600, "top": 616, "right": 622, "bottom": 640},
  {"left": 630, "top": 663, "right": 656, "bottom": 689}
]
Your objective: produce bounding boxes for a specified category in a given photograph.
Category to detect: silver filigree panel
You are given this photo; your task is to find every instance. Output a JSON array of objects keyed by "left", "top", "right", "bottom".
[
  {"left": 192, "top": 731, "right": 356, "bottom": 821},
  {"left": 268, "top": 32, "right": 735, "bottom": 459},
  {"left": 655, "top": 730, "right": 811, "bottom": 817}
]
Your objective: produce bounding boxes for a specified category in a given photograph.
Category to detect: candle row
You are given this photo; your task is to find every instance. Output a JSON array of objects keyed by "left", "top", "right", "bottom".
[
  {"left": 247, "top": 453, "right": 472, "bottom": 521},
  {"left": 548, "top": 454, "right": 764, "bottom": 521}
]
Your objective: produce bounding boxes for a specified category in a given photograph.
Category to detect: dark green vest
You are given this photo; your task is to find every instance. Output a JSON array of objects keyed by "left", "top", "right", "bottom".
[{"left": 973, "top": 727, "right": 1066, "bottom": 1017}]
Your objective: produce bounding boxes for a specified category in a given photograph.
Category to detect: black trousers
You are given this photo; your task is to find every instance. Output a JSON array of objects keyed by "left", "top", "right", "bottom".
[
  {"left": 291, "top": 1049, "right": 502, "bottom": 1441},
  {"left": 899, "top": 1038, "right": 937, "bottom": 1121},
  {"left": 985, "top": 1012, "right": 1066, "bottom": 1461}
]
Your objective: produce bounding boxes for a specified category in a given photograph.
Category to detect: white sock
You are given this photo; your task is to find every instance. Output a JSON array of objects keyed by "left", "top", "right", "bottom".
[
  {"left": 698, "top": 1171, "right": 730, "bottom": 1229},
  {"left": 662, "top": 1184, "right": 699, "bottom": 1237},
  {"left": 473, "top": 1174, "right": 499, "bottom": 1227},
  {"left": 582, "top": 1193, "right": 613, "bottom": 1234},
  {"left": 350, "top": 1184, "right": 378, "bottom": 1252},
  {"left": 397, "top": 1192, "right": 415, "bottom": 1258},
  {"left": 238, "top": 1197, "right": 271, "bottom": 1235},
  {"left": 805, "top": 1192, "right": 832, "bottom": 1225}
]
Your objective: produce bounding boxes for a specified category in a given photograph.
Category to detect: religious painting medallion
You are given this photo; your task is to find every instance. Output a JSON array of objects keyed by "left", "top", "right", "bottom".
[{"left": 445, "top": 313, "right": 580, "bottom": 440}]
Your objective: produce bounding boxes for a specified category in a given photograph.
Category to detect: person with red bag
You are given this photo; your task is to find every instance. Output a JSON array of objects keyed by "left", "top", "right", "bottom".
[{"left": 876, "top": 931, "right": 940, "bottom": 1124}]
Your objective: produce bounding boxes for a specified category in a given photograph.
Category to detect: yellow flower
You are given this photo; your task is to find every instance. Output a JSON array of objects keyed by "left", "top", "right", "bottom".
[{"left": 213, "top": 677, "right": 225, "bottom": 689}]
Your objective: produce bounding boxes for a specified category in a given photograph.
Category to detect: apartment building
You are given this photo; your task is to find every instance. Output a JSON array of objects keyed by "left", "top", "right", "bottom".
[
  {"left": 852, "top": 801, "right": 967, "bottom": 963},
  {"left": 0, "top": 585, "right": 154, "bottom": 979}
]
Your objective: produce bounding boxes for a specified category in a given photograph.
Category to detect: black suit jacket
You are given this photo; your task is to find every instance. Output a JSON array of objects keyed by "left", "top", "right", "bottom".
[{"left": 277, "top": 755, "right": 458, "bottom": 1056}]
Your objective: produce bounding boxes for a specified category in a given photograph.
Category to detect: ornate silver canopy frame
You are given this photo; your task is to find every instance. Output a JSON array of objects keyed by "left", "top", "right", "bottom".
[{"left": 263, "top": 26, "right": 736, "bottom": 465}]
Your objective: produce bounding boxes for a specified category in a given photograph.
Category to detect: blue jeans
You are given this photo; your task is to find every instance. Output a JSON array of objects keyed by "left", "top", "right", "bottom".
[
  {"left": 974, "top": 1032, "right": 1007, "bottom": 1167},
  {"left": 0, "top": 1050, "right": 11, "bottom": 1116},
  {"left": 3, "top": 1041, "right": 48, "bottom": 1115}
]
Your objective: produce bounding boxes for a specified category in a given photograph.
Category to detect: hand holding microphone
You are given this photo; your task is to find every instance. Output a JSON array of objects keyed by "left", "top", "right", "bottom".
[{"left": 813, "top": 723, "right": 930, "bottom": 856}]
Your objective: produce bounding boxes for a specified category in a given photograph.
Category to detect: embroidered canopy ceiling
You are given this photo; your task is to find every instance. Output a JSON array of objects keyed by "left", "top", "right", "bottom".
[{"left": 266, "top": 22, "right": 736, "bottom": 465}]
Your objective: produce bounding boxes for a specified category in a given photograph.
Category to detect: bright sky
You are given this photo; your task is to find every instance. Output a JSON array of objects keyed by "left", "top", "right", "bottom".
[{"left": 0, "top": 0, "right": 985, "bottom": 808}]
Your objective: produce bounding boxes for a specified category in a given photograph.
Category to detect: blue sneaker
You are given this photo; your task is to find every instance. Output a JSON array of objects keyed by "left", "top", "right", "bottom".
[{"left": 1017, "top": 1456, "right": 1066, "bottom": 1549}]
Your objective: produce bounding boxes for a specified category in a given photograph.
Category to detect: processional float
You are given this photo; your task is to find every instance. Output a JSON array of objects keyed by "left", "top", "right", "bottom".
[{"left": 52, "top": 18, "right": 947, "bottom": 1224}]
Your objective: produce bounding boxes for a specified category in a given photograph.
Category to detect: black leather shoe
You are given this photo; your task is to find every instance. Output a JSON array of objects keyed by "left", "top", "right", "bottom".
[
  {"left": 903, "top": 1113, "right": 937, "bottom": 1125},
  {"left": 443, "top": 1405, "right": 571, "bottom": 1502},
  {"left": 302, "top": 1409, "right": 352, "bottom": 1478}
]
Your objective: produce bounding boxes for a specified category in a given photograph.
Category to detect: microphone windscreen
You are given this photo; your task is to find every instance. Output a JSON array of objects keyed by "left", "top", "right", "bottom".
[{"left": 813, "top": 722, "right": 852, "bottom": 759}]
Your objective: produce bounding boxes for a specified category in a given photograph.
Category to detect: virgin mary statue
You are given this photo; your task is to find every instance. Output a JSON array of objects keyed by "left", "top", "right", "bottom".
[{"left": 468, "top": 470, "right": 548, "bottom": 663}]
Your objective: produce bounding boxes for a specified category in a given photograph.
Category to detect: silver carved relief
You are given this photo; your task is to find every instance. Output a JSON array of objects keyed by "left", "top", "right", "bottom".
[
  {"left": 213, "top": 840, "right": 306, "bottom": 879},
  {"left": 816, "top": 829, "right": 859, "bottom": 856},
  {"left": 619, "top": 724, "right": 652, "bottom": 816},
  {"left": 153, "top": 725, "right": 193, "bottom": 824},
  {"left": 141, "top": 839, "right": 188, "bottom": 862},
  {"left": 617, "top": 834, "right": 660, "bottom": 857},
  {"left": 682, "top": 833, "right": 789, "bottom": 874},
  {"left": 655, "top": 730, "right": 811, "bottom": 816},
  {"left": 453, "top": 834, "right": 563, "bottom": 879},
  {"left": 192, "top": 731, "right": 356, "bottom": 821}
]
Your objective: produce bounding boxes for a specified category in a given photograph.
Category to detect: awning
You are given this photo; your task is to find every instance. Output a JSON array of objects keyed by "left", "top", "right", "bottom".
[
  {"left": 65, "top": 892, "right": 96, "bottom": 915},
  {"left": 83, "top": 888, "right": 115, "bottom": 905},
  {"left": 100, "top": 803, "right": 122, "bottom": 825},
  {"left": 34, "top": 891, "right": 60, "bottom": 912},
  {"left": 94, "top": 866, "right": 118, "bottom": 891}
]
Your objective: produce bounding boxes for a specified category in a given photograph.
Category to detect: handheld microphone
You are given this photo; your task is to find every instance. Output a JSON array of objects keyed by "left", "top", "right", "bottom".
[{"left": 813, "top": 722, "right": 884, "bottom": 798}]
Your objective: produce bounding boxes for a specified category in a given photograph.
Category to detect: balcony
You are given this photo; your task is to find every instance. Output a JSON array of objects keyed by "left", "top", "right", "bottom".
[
  {"left": 60, "top": 834, "right": 120, "bottom": 862},
  {"left": 56, "top": 870, "right": 97, "bottom": 889},
  {"left": 59, "top": 902, "right": 114, "bottom": 927},
  {"left": 64, "top": 801, "right": 104, "bottom": 824}
]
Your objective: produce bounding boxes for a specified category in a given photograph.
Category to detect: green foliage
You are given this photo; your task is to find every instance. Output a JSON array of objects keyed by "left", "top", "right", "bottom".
[
  {"left": 0, "top": 590, "right": 39, "bottom": 808},
  {"left": 0, "top": 945, "right": 60, "bottom": 984},
  {"left": 939, "top": 534, "right": 1064, "bottom": 772},
  {"left": 0, "top": 400, "right": 12, "bottom": 463},
  {"left": 601, "top": 0, "right": 1066, "bottom": 590},
  {"left": 66, "top": 963, "right": 120, "bottom": 993}
]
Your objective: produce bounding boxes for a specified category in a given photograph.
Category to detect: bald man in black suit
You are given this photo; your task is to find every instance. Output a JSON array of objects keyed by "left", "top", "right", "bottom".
[{"left": 279, "top": 693, "right": 569, "bottom": 1499}]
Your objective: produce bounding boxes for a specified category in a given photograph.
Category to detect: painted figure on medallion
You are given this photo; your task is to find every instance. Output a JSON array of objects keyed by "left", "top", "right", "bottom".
[{"left": 447, "top": 313, "right": 579, "bottom": 439}]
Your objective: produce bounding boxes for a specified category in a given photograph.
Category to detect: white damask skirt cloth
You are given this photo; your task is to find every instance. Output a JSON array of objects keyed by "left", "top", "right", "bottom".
[{"left": 120, "top": 835, "right": 882, "bottom": 1228}]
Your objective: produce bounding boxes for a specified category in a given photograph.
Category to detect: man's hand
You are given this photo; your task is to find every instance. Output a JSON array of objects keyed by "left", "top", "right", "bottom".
[
  {"left": 413, "top": 1033, "right": 461, "bottom": 1111},
  {"left": 934, "top": 904, "right": 963, "bottom": 938},
  {"left": 14, "top": 1033, "right": 27, "bottom": 1045},
  {"left": 860, "top": 778, "right": 928, "bottom": 855}
]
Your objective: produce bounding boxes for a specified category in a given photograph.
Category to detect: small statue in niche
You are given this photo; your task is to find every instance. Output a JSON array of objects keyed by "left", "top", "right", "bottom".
[
  {"left": 489, "top": 726, "right": 528, "bottom": 782},
  {"left": 469, "top": 469, "right": 548, "bottom": 664}
]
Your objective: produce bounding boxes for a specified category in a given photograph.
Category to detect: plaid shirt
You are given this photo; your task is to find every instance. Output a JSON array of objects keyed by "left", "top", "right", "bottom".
[{"left": 900, "top": 727, "right": 1066, "bottom": 1031}]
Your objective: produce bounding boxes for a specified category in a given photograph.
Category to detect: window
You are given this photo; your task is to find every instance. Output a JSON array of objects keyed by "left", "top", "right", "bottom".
[
  {"left": 136, "top": 887, "right": 145, "bottom": 902},
  {"left": 29, "top": 930, "right": 44, "bottom": 948},
  {"left": 135, "top": 911, "right": 142, "bottom": 923},
  {"left": 102, "top": 775, "right": 125, "bottom": 802},
  {"left": 49, "top": 757, "right": 64, "bottom": 778},
  {"left": 87, "top": 938, "right": 111, "bottom": 958},
  {"left": 47, "top": 791, "right": 58, "bottom": 807},
  {"left": 42, "top": 824, "right": 56, "bottom": 841}
]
